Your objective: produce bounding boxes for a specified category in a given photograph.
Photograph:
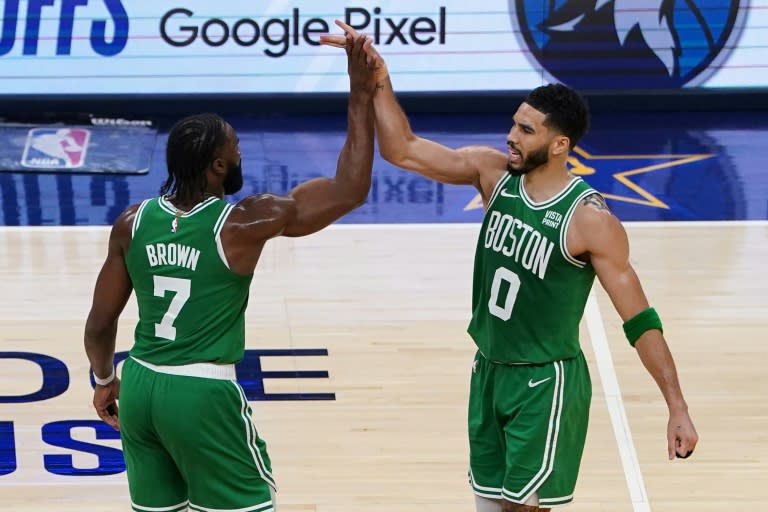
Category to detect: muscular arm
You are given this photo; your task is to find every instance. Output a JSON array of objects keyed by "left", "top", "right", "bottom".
[
  {"left": 280, "top": 87, "right": 374, "bottom": 237},
  {"left": 84, "top": 206, "right": 135, "bottom": 379},
  {"left": 219, "top": 34, "right": 376, "bottom": 275},
  {"left": 574, "top": 194, "right": 698, "bottom": 458},
  {"left": 373, "top": 76, "right": 506, "bottom": 200}
]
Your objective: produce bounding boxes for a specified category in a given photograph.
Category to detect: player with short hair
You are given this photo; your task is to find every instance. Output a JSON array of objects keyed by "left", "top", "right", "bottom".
[{"left": 322, "top": 21, "right": 698, "bottom": 512}]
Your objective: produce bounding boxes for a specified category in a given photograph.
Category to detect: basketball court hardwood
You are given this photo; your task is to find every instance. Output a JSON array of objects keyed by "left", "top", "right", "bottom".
[{"left": 0, "top": 222, "right": 765, "bottom": 511}]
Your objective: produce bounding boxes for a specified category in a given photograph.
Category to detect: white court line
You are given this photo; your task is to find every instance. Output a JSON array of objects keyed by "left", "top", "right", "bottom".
[{"left": 585, "top": 290, "right": 651, "bottom": 512}]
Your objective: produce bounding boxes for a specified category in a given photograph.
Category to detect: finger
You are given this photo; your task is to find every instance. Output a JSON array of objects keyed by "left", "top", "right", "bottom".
[
  {"left": 334, "top": 19, "right": 360, "bottom": 38},
  {"left": 96, "top": 407, "right": 119, "bottom": 431},
  {"left": 675, "top": 432, "right": 696, "bottom": 459},
  {"left": 350, "top": 34, "right": 367, "bottom": 65},
  {"left": 667, "top": 432, "right": 675, "bottom": 460},
  {"left": 319, "top": 35, "right": 346, "bottom": 48},
  {"left": 358, "top": 36, "right": 372, "bottom": 66}
]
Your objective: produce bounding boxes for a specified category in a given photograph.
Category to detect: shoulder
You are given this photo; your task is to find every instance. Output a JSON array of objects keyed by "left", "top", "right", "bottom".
[
  {"left": 570, "top": 191, "right": 627, "bottom": 254},
  {"left": 225, "top": 193, "right": 296, "bottom": 240},
  {"left": 230, "top": 194, "right": 295, "bottom": 222},
  {"left": 112, "top": 203, "right": 142, "bottom": 237},
  {"left": 458, "top": 145, "right": 507, "bottom": 200},
  {"left": 108, "top": 202, "right": 143, "bottom": 252},
  {"left": 458, "top": 145, "right": 507, "bottom": 170}
]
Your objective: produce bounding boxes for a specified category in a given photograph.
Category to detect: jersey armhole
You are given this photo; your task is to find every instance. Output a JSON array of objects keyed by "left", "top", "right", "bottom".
[
  {"left": 213, "top": 204, "right": 235, "bottom": 269},
  {"left": 487, "top": 173, "right": 513, "bottom": 209},
  {"left": 560, "top": 189, "right": 596, "bottom": 268},
  {"left": 131, "top": 199, "right": 152, "bottom": 240}
]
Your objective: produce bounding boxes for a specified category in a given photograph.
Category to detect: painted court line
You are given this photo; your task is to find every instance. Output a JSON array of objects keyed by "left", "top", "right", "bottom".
[{"left": 585, "top": 290, "right": 651, "bottom": 512}]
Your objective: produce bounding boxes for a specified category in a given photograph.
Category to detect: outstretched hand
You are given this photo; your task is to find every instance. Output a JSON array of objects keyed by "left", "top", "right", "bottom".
[{"left": 320, "top": 20, "right": 389, "bottom": 85}]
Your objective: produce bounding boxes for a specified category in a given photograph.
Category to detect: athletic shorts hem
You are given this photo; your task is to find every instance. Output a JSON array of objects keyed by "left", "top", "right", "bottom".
[
  {"left": 132, "top": 500, "right": 189, "bottom": 512},
  {"left": 188, "top": 499, "right": 274, "bottom": 512}
]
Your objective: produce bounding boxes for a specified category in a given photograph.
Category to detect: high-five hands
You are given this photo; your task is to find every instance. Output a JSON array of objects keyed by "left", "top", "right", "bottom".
[{"left": 320, "top": 20, "right": 389, "bottom": 85}]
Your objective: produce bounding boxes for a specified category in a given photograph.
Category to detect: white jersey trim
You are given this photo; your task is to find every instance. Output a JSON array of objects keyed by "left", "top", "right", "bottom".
[
  {"left": 214, "top": 204, "right": 235, "bottom": 270},
  {"left": 131, "top": 499, "right": 189, "bottom": 511},
  {"left": 131, "top": 356, "right": 236, "bottom": 380},
  {"left": 501, "top": 360, "right": 565, "bottom": 503},
  {"left": 131, "top": 199, "right": 152, "bottom": 239},
  {"left": 188, "top": 500, "right": 274, "bottom": 512},
  {"left": 560, "top": 189, "right": 597, "bottom": 268},
  {"left": 158, "top": 196, "right": 218, "bottom": 217},
  {"left": 231, "top": 382, "right": 277, "bottom": 491},
  {"left": 487, "top": 173, "right": 513, "bottom": 209},
  {"left": 520, "top": 177, "right": 581, "bottom": 211}
]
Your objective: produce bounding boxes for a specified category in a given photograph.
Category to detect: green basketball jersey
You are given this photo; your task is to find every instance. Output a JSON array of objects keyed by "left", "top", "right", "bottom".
[
  {"left": 467, "top": 174, "right": 597, "bottom": 364},
  {"left": 125, "top": 196, "right": 252, "bottom": 365}
]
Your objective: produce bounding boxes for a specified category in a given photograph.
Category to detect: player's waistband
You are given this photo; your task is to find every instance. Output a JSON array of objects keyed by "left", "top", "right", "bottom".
[
  {"left": 478, "top": 349, "right": 582, "bottom": 367},
  {"left": 131, "top": 356, "right": 236, "bottom": 380}
]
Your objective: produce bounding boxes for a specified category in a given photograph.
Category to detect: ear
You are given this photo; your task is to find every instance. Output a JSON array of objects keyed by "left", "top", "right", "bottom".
[
  {"left": 211, "top": 157, "right": 227, "bottom": 176},
  {"left": 551, "top": 136, "right": 570, "bottom": 156}
]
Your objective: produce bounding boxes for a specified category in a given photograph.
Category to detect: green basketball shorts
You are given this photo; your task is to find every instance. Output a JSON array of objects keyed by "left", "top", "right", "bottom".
[
  {"left": 468, "top": 350, "right": 591, "bottom": 507},
  {"left": 119, "top": 357, "right": 276, "bottom": 512}
]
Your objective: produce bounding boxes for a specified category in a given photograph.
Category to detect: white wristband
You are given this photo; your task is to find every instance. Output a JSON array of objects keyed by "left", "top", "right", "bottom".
[{"left": 94, "top": 366, "right": 116, "bottom": 386}]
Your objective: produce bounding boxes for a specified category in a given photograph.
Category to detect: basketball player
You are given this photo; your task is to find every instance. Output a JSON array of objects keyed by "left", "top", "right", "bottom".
[
  {"left": 83, "top": 33, "right": 378, "bottom": 512},
  {"left": 321, "top": 22, "right": 698, "bottom": 512}
]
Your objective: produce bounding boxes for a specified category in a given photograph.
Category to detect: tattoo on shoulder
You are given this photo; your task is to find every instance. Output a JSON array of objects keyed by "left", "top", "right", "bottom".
[{"left": 582, "top": 193, "right": 610, "bottom": 212}]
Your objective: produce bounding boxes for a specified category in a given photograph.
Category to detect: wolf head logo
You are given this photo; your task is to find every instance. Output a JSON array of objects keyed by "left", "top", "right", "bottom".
[{"left": 511, "top": 0, "right": 747, "bottom": 89}]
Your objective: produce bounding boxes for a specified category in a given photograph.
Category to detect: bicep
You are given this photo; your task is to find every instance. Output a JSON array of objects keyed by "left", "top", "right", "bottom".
[
  {"left": 588, "top": 217, "right": 650, "bottom": 321},
  {"left": 281, "top": 178, "right": 357, "bottom": 237},
  {"left": 393, "top": 139, "right": 503, "bottom": 189},
  {"left": 87, "top": 234, "right": 133, "bottom": 330}
]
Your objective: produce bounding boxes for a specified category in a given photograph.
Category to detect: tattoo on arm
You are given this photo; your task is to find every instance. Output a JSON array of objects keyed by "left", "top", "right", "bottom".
[
  {"left": 582, "top": 192, "right": 610, "bottom": 212},
  {"left": 375, "top": 82, "right": 385, "bottom": 90}
]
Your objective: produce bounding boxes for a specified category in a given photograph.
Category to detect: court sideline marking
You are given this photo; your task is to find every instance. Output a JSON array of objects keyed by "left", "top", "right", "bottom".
[{"left": 586, "top": 291, "right": 650, "bottom": 512}]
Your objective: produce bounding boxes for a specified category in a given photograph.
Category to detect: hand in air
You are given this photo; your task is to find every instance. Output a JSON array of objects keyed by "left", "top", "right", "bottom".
[{"left": 320, "top": 20, "right": 389, "bottom": 85}]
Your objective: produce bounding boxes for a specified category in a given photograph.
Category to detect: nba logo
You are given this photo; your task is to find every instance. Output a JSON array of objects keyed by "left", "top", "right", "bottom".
[{"left": 21, "top": 128, "right": 91, "bottom": 169}]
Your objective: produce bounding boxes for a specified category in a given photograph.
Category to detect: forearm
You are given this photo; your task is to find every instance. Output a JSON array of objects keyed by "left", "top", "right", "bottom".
[
  {"left": 335, "top": 90, "right": 374, "bottom": 202},
  {"left": 634, "top": 330, "right": 688, "bottom": 412},
  {"left": 84, "top": 315, "right": 117, "bottom": 379},
  {"left": 373, "top": 76, "right": 415, "bottom": 161}
]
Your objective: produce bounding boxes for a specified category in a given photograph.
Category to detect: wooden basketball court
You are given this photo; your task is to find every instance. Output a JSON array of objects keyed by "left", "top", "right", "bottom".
[{"left": 0, "top": 221, "right": 765, "bottom": 511}]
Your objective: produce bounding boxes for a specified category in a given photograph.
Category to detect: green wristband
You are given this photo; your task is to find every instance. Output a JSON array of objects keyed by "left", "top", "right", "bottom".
[{"left": 623, "top": 307, "right": 663, "bottom": 347}]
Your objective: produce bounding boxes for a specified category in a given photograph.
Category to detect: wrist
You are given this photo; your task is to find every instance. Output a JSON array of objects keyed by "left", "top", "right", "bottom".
[
  {"left": 667, "top": 399, "right": 688, "bottom": 414},
  {"left": 94, "top": 366, "right": 116, "bottom": 386}
]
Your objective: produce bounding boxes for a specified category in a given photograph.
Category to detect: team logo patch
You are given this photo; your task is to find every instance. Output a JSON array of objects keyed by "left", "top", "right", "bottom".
[
  {"left": 21, "top": 128, "right": 91, "bottom": 169},
  {"left": 510, "top": 0, "right": 748, "bottom": 89}
]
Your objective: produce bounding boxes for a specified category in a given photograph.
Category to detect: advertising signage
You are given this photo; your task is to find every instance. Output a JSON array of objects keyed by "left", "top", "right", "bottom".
[{"left": 0, "top": 0, "right": 764, "bottom": 95}]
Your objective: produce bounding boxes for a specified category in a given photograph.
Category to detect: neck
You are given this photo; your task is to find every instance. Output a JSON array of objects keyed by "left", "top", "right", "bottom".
[
  {"left": 522, "top": 161, "right": 573, "bottom": 202},
  {"left": 167, "top": 189, "right": 220, "bottom": 211}
]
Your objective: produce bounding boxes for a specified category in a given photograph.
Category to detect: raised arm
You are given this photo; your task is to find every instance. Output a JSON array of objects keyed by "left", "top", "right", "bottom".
[
  {"left": 320, "top": 21, "right": 506, "bottom": 200},
  {"left": 84, "top": 205, "right": 135, "bottom": 430},
  {"left": 373, "top": 75, "right": 503, "bottom": 190},
  {"left": 572, "top": 194, "right": 698, "bottom": 460},
  {"left": 277, "top": 32, "right": 376, "bottom": 238}
]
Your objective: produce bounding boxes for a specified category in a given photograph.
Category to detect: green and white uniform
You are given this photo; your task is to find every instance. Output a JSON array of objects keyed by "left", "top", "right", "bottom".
[
  {"left": 466, "top": 174, "right": 597, "bottom": 507},
  {"left": 121, "top": 196, "right": 275, "bottom": 512}
]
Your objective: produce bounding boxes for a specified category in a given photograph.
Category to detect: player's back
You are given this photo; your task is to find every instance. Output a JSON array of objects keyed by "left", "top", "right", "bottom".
[
  {"left": 468, "top": 174, "right": 597, "bottom": 364},
  {"left": 125, "top": 196, "right": 252, "bottom": 365}
]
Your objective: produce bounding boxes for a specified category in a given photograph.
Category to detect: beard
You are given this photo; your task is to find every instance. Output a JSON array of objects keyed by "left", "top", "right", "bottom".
[
  {"left": 506, "top": 144, "right": 549, "bottom": 176},
  {"left": 223, "top": 159, "right": 244, "bottom": 195}
]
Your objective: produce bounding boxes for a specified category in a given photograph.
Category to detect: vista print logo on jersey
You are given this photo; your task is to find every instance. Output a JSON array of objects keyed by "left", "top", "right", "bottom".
[
  {"left": 510, "top": 0, "right": 748, "bottom": 88},
  {"left": 21, "top": 128, "right": 91, "bottom": 169}
]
